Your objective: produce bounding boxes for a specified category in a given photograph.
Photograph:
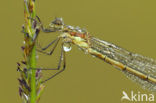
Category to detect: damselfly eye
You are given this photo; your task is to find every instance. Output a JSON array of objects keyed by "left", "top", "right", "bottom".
[
  {"left": 52, "top": 18, "right": 64, "bottom": 25},
  {"left": 63, "top": 43, "right": 72, "bottom": 52}
]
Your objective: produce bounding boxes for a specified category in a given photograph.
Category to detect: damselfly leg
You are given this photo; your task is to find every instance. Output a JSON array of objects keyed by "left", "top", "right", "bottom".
[
  {"left": 30, "top": 42, "right": 66, "bottom": 83},
  {"left": 41, "top": 44, "right": 66, "bottom": 83},
  {"left": 37, "top": 37, "right": 60, "bottom": 55},
  {"left": 23, "top": 16, "right": 67, "bottom": 83}
]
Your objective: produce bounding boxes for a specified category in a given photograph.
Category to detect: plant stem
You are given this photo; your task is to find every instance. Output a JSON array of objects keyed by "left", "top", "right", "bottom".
[
  {"left": 19, "top": 0, "right": 44, "bottom": 102},
  {"left": 24, "top": 0, "right": 37, "bottom": 102},
  {"left": 18, "top": 0, "right": 44, "bottom": 102},
  {"left": 30, "top": 46, "right": 37, "bottom": 103}
]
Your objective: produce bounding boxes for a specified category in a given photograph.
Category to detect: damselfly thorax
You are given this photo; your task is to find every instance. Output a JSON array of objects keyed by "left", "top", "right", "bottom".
[{"left": 35, "top": 16, "right": 156, "bottom": 91}]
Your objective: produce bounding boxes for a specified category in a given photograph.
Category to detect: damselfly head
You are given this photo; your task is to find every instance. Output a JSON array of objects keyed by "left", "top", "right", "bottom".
[
  {"left": 51, "top": 17, "right": 64, "bottom": 26},
  {"left": 49, "top": 17, "right": 64, "bottom": 31}
]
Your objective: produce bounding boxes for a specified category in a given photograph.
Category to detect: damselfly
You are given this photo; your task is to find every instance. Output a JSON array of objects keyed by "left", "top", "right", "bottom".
[{"left": 35, "top": 16, "right": 156, "bottom": 91}]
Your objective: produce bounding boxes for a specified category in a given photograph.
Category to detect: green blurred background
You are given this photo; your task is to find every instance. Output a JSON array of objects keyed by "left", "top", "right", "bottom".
[{"left": 0, "top": 0, "right": 156, "bottom": 103}]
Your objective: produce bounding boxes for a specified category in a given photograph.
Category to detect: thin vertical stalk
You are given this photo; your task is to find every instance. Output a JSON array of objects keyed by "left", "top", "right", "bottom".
[
  {"left": 30, "top": 46, "right": 37, "bottom": 103},
  {"left": 24, "top": 0, "right": 37, "bottom": 102},
  {"left": 18, "top": 0, "right": 44, "bottom": 103}
]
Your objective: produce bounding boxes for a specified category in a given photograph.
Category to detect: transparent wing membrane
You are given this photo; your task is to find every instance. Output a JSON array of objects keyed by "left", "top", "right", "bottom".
[
  {"left": 90, "top": 37, "right": 156, "bottom": 91},
  {"left": 123, "top": 71, "right": 156, "bottom": 91}
]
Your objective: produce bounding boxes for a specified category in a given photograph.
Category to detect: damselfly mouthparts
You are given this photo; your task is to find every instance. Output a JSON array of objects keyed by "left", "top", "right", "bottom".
[{"left": 35, "top": 16, "right": 156, "bottom": 91}]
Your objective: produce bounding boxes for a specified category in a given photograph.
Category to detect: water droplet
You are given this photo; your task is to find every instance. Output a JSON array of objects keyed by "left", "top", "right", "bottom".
[
  {"left": 23, "top": 41, "right": 25, "bottom": 44},
  {"left": 23, "top": 93, "right": 28, "bottom": 101},
  {"left": 36, "top": 55, "right": 39, "bottom": 59},
  {"left": 63, "top": 46, "right": 72, "bottom": 52},
  {"left": 63, "top": 43, "right": 72, "bottom": 52}
]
